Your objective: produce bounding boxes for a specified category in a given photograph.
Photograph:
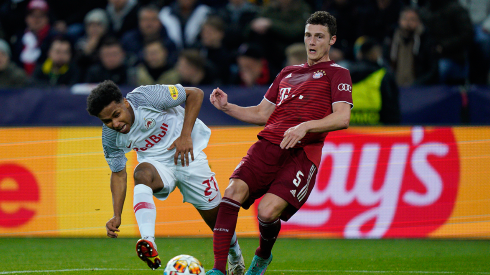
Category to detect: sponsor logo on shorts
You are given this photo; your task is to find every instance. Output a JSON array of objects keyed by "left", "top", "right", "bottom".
[{"left": 208, "top": 194, "right": 218, "bottom": 202}]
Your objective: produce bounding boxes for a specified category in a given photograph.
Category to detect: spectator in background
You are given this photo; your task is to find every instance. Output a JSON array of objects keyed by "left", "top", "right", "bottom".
[
  {"left": 176, "top": 49, "right": 218, "bottom": 86},
  {"left": 106, "top": 0, "right": 139, "bottom": 38},
  {"left": 214, "top": 0, "right": 259, "bottom": 50},
  {"left": 47, "top": 0, "right": 107, "bottom": 42},
  {"left": 0, "top": 0, "right": 29, "bottom": 43},
  {"left": 247, "top": 0, "right": 311, "bottom": 74},
  {"left": 85, "top": 37, "right": 133, "bottom": 85},
  {"left": 12, "top": 0, "right": 58, "bottom": 75},
  {"left": 159, "top": 0, "right": 212, "bottom": 49},
  {"left": 349, "top": 38, "right": 400, "bottom": 125},
  {"left": 121, "top": 4, "right": 177, "bottom": 65},
  {"left": 233, "top": 43, "right": 272, "bottom": 87},
  {"left": 0, "top": 39, "right": 28, "bottom": 87},
  {"left": 420, "top": 0, "right": 473, "bottom": 85},
  {"left": 285, "top": 42, "right": 307, "bottom": 66},
  {"left": 321, "top": 0, "right": 362, "bottom": 62},
  {"left": 199, "top": 15, "right": 232, "bottom": 84},
  {"left": 459, "top": 0, "right": 490, "bottom": 84},
  {"left": 357, "top": 0, "right": 404, "bottom": 44},
  {"left": 32, "top": 36, "right": 79, "bottom": 86},
  {"left": 136, "top": 39, "right": 179, "bottom": 85},
  {"left": 0, "top": 21, "right": 5, "bottom": 40},
  {"left": 384, "top": 7, "right": 438, "bottom": 87},
  {"left": 75, "top": 9, "right": 110, "bottom": 81}
]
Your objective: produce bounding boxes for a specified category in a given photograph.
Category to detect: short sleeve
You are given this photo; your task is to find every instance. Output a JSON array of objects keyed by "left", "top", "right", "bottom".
[
  {"left": 102, "top": 125, "right": 127, "bottom": 172},
  {"left": 331, "top": 68, "right": 353, "bottom": 108},
  {"left": 127, "top": 84, "right": 187, "bottom": 110}
]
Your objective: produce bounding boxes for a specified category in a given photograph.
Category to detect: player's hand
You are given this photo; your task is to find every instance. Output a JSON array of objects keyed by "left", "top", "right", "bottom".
[
  {"left": 168, "top": 135, "right": 194, "bottom": 166},
  {"left": 209, "top": 88, "right": 228, "bottom": 111},
  {"left": 281, "top": 123, "right": 308, "bottom": 149},
  {"left": 106, "top": 216, "right": 121, "bottom": 238}
]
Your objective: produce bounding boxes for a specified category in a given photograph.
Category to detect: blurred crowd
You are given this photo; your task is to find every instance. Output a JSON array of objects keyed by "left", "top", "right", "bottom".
[{"left": 0, "top": 0, "right": 489, "bottom": 89}]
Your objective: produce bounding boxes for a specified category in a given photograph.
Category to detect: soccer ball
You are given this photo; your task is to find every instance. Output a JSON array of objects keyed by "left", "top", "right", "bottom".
[{"left": 163, "top": 254, "right": 205, "bottom": 275}]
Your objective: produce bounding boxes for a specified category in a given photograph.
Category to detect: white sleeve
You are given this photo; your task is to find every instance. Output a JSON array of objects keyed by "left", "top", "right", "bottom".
[
  {"left": 101, "top": 125, "right": 127, "bottom": 172},
  {"left": 126, "top": 84, "right": 187, "bottom": 110}
]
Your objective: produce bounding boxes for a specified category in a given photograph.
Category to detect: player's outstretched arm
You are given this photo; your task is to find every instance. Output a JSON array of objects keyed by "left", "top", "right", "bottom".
[
  {"left": 281, "top": 102, "right": 351, "bottom": 149},
  {"left": 168, "top": 87, "right": 204, "bottom": 166},
  {"left": 210, "top": 87, "right": 275, "bottom": 125},
  {"left": 106, "top": 168, "right": 128, "bottom": 238}
]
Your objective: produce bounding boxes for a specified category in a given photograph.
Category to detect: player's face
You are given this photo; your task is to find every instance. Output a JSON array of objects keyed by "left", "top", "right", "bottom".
[
  {"left": 304, "top": 24, "right": 336, "bottom": 65},
  {"left": 97, "top": 99, "right": 134, "bottom": 134}
]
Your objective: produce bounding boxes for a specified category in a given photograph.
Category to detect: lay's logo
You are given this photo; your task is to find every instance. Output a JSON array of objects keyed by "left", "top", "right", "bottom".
[
  {"left": 169, "top": 85, "right": 178, "bottom": 100},
  {"left": 279, "top": 127, "right": 460, "bottom": 238}
]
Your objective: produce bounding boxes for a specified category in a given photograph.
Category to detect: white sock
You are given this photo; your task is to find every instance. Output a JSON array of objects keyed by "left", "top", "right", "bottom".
[
  {"left": 228, "top": 232, "right": 242, "bottom": 263},
  {"left": 133, "top": 184, "right": 157, "bottom": 249}
]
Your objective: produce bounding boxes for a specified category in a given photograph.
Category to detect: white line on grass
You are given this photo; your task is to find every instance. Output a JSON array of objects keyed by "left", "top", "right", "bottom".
[
  {"left": 270, "top": 271, "right": 490, "bottom": 274},
  {"left": 1, "top": 269, "right": 490, "bottom": 275},
  {"left": 0, "top": 268, "right": 147, "bottom": 274}
]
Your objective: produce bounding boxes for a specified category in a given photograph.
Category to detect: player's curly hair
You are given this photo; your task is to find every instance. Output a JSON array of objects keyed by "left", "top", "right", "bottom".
[
  {"left": 306, "top": 11, "right": 337, "bottom": 37},
  {"left": 86, "top": 80, "right": 123, "bottom": 116}
]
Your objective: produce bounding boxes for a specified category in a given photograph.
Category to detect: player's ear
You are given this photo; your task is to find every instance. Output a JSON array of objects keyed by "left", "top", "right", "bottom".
[
  {"left": 329, "top": 35, "right": 337, "bottom": 46},
  {"left": 123, "top": 98, "right": 130, "bottom": 108}
]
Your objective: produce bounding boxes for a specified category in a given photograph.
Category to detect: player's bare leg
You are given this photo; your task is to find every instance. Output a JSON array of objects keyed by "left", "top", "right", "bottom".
[
  {"left": 246, "top": 193, "right": 288, "bottom": 275},
  {"left": 133, "top": 163, "right": 164, "bottom": 270},
  {"left": 199, "top": 205, "right": 245, "bottom": 275}
]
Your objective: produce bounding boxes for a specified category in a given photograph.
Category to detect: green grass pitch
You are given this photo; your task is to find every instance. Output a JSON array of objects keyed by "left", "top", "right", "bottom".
[{"left": 0, "top": 238, "right": 489, "bottom": 274}]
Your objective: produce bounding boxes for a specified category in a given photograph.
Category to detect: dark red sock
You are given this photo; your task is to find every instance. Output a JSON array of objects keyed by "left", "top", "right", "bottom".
[
  {"left": 255, "top": 217, "right": 281, "bottom": 259},
  {"left": 213, "top": 197, "right": 241, "bottom": 273}
]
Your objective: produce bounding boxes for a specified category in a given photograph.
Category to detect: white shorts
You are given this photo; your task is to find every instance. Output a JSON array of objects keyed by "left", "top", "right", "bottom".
[{"left": 136, "top": 152, "right": 221, "bottom": 210}]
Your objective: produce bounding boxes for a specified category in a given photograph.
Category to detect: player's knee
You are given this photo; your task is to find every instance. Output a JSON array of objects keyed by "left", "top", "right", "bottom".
[
  {"left": 257, "top": 206, "right": 281, "bottom": 222},
  {"left": 223, "top": 179, "right": 249, "bottom": 203},
  {"left": 133, "top": 167, "right": 153, "bottom": 186}
]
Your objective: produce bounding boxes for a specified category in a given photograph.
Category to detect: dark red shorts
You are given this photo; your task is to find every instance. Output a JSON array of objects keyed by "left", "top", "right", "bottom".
[{"left": 231, "top": 138, "right": 317, "bottom": 221}]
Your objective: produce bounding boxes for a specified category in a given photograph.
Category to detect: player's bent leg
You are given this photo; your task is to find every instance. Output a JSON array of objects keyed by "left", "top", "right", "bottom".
[
  {"left": 246, "top": 194, "right": 288, "bottom": 275},
  {"left": 133, "top": 162, "right": 165, "bottom": 269}
]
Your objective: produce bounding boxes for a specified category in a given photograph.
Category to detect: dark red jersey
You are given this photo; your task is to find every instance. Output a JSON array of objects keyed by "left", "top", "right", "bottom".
[{"left": 258, "top": 61, "right": 353, "bottom": 167}]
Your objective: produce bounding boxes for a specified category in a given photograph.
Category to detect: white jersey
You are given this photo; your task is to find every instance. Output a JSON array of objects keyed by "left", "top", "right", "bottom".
[{"left": 102, "top": 84, "right": 211, "bottom": 172}]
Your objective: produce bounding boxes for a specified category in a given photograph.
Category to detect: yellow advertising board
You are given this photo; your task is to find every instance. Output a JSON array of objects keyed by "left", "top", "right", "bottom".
[{"left": 0, "top": 126, "right": 489, "bottom": 238}]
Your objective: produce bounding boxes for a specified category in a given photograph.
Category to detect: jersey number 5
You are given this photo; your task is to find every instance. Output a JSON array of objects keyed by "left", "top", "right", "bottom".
[{"left": 293, "top": 171, "right": 304, "bottom": 187}]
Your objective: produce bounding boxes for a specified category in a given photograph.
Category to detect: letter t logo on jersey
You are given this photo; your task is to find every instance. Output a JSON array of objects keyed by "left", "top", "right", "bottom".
[{"left": 278, "top": 87, "right": 291, "bottom": 106}]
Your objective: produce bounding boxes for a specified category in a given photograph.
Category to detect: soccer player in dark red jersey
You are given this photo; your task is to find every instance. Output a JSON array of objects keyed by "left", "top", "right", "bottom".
[{"left": 206, "top": 11, "right": 353, "bottom": 275}]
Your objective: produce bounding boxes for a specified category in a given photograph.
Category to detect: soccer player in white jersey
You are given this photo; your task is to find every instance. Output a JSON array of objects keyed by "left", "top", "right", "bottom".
[{"left": 86, "top": 80, "right": 245, "bottom": 274}]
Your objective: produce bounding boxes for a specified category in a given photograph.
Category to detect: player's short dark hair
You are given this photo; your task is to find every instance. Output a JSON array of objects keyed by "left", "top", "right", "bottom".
[
  {"left": 306, "top": 11, "right": 337, "bottom": 37},
  {"left": 86, "top": 80, "right": 123, "bottom": 116}
]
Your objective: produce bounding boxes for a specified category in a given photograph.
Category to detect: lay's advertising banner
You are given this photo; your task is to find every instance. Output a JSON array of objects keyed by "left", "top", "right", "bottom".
[{"left": 0, "top": 126, "right": 489, "bottom": 238}]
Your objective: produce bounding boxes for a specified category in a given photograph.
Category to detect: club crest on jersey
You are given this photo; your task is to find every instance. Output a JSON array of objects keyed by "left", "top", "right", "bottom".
[
  {"left": 169, "top": 85, "right": 178, "bottom": 100},
  {"left": 313, "top": 70, "right": 325, "bottom": 79},
  {"left": 144, "top": 118, "right": 156, "bottom": 130}
]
